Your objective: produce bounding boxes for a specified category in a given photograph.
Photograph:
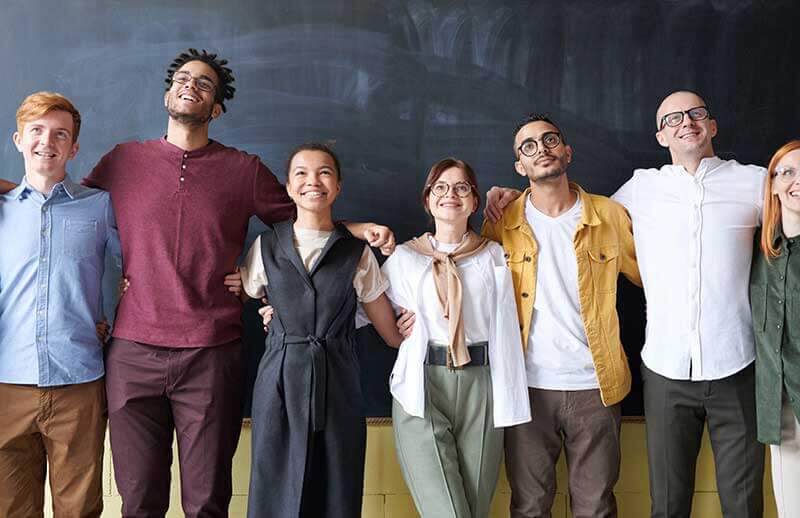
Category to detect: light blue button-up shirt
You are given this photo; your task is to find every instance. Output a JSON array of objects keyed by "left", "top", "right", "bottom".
[{"left": 0, "top": 175, "right": 120, "bottom": 386}]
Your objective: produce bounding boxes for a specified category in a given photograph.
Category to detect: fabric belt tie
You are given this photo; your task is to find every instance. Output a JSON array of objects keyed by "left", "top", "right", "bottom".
[{"left": 284, "top": 334, "right": 334, "bottom": 432}]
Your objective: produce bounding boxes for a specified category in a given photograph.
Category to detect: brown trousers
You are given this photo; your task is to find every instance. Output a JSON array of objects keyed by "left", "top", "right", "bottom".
[
  {"left": 0, "top": 379, "right": 106, "bottom": 518},
  {"left": 504, "top": 388, "right": 622, "bottom": 518}
]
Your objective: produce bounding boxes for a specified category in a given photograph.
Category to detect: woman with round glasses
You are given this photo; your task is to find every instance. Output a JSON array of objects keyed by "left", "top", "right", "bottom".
[
  {"left": 239, "top": 143, "right": 404, "bottom": 518},
  {"left": 750, "top": 140, "right": 800, "bottom": 517},
  {"left": 379, "top": 157, "right": 530, "bottom": 517}
]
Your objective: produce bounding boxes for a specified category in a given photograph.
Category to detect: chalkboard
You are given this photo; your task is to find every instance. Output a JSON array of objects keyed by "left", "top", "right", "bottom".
[{"left": 2, "top": 0, "right": 799, "bottom": 417}]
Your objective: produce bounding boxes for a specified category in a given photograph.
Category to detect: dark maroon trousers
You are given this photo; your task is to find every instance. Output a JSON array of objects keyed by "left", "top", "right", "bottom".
[{"left": 105, "top": 338, "right": 243, "bottom": 518}]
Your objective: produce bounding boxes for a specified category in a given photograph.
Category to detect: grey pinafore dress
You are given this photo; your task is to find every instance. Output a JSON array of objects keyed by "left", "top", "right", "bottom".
[{"left": 247, "top": 220, "right": 366, "bottom": 518}]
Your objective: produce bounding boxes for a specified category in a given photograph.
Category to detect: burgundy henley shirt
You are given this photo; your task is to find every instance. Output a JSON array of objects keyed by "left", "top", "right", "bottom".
[{"left": 84, "top": 137, "right": 294, "bottom": 347}]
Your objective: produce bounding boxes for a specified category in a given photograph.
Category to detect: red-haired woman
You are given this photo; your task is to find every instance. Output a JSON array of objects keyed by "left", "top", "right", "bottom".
[{"left": 750, "top": 140, "right": 800, "bottom": 517}]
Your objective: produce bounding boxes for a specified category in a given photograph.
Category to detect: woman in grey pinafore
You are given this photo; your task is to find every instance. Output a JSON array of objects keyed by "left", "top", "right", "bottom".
[{"left": 239, "top": 143, "right": 403, "bottom": 518}]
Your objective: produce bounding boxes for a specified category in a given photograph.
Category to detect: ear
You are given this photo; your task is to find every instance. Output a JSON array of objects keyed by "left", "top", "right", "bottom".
[
  {"left": 67, "top": 141, "right": 80, "bottom": 160},
  {"left": 565, "top": 145, "right": 573, "bottom": 164},
  {"left": 655, "top": 130, "right": 669, "bottom": 148},
  {"left": 709, "top": 119, "right": 718, "bottom": 139},
  {"left": 164, "top": 91, "right": 169, "bottom": 107},
  {"left": 210, "top": 104, "right": 223, "bottom": 120},
  {"left": 514, "top": 159, "right": 526, "bottom": 177},
  {"left": 12, "top": 132, "right": 22, "bottom": 152}
]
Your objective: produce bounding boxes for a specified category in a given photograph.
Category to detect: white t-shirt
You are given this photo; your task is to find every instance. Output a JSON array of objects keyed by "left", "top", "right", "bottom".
[{"left": 525, "top": 195, "right": 599, "bottom": 390}]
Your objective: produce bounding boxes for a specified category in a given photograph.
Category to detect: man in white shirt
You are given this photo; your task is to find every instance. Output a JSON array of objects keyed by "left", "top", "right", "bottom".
[
  {"left": 612, "top": 90, "right": 765, "bottom": 518},
  {"left": 483, "top": 114, "right": 640, "bottom": 518}
]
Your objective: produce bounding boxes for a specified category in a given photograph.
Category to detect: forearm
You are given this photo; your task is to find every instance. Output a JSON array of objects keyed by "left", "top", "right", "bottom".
[{"left": 363, "top": 294, "right": 404, "bottom": 348}]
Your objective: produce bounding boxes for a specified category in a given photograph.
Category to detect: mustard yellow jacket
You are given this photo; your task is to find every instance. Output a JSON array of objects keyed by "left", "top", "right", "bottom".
[{"left": 481, "top": 184, "right": 641, "bottom": 406}]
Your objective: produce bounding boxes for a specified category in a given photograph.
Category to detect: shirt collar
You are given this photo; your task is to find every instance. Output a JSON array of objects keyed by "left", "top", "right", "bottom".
[
  {"left": 159, "top": 136, "right": 221, "bottom": 158},
  {"left": 11, "top": 174, "right": 79, "bottom": 200},
  {"left": 668, "top": 155, "right": 724, "bottom": 178}
]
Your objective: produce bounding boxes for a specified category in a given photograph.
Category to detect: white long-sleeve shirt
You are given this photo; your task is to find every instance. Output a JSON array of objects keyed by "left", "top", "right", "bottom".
[
  {"left": 381, "top": 240, "right": 531, "bottom": 427},
  {"left": 613, "top": 156, "right": 765, "bottom": 381}
]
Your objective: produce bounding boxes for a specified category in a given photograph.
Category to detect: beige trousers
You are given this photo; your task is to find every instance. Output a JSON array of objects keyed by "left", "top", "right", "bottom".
[{"left": 0, "top": 379, "right": 106, "bottom": 518}]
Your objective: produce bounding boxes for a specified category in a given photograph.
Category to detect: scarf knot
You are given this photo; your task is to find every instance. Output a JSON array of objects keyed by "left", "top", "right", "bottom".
[{"left": 405, "top": 231, "right": 489, "bottom": 367}]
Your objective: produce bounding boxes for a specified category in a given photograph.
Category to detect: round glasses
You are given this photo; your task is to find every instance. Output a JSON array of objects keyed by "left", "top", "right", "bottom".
[
  {"left": 517, "top": 132, "right": 561, "bottom": 157},
  {"left": 429, "top": 181, "right": 474, "bottom": 198},
  {"left": 659, "top": 106, "right": 710, "bottom": 130},
  {"left": 773, "top": 167, "right": 799, "bottom": 184},
  {"left": 172, "top": 72, "right": 216, "bottom": 93}
]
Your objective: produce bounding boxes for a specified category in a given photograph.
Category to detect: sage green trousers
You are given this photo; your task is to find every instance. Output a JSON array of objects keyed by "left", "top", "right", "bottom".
[{"left": 392, "top": 364, "right": 503, "bottom": 518}]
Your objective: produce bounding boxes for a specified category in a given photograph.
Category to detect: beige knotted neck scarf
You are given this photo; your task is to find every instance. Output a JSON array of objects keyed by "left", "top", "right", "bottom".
[{"left": 405, "top": 231, "right": 490, "bottom": 367}]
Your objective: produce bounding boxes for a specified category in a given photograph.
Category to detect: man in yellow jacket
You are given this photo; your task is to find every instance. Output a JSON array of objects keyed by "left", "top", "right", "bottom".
[{"left": 482, "top": 114, "right": 640, "bottom": 518}]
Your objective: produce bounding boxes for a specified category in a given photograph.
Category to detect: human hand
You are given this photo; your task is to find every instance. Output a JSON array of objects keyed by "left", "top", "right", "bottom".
[
  {"left": 258, "top": 298, "right": 274, "bottom": 332},
  {"left": 224, "top": 268, "right": 243, "bottom": 297},
  {"left": 396, "top": 307, "right": 415, "bottom": 338},
  {"left": 364, "top": 224, "right": 396, "bottom": 256},
  {"left": 96, "top": 320, "right": 111, "bottom": 344},
  {"left": 483, "top": 186, "right": 522, "bottom": 222},
  {"left": 119, "top": 277, "right": 130, "bottom": 296}
]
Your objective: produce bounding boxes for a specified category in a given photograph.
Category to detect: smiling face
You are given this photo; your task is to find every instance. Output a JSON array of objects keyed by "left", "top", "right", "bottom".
[
  {"left": 513, "top": 120, "right": 572, "bottom": 184},
  {"left": 655, "top": 91, "right": 717, "bottom": 161},
  {"left": 164, "top": 60, "right": 222, "bottom": 126},
  {"left": 426, "top": 166, "right": 478, "bottom": 226},
  {"left": 286, "top": 149, "right": 341, "bottom": 213},
  {"left": 772, "top": 148, "right": 800, "bottom": 218},
  {"left": 13, "top": 109, "right": 79, "bottom": 182}
]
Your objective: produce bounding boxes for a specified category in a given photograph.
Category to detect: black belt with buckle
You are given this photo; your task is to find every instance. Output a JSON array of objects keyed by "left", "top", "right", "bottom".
[{"left": 425, "top": 342, "right": 489, "bottom": 367}]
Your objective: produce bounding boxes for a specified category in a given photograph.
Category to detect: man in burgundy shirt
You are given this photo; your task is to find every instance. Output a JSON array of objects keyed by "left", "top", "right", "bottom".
[{"left": 83, "top": 49, "right": 393, "bottom": 517}]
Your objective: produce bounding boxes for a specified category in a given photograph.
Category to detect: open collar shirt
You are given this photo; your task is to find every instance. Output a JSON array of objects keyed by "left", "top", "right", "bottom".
[
  {"left": 613, "top": 157, "right": 765, "bottom": 381},
  {"left": 0, "top": 175, "right": 120, "bottom": 386}
]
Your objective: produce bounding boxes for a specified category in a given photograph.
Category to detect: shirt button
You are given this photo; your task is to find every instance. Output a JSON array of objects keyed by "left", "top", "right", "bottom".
[
  {"left": 180, "top": 177, "right": 185, "bottom": 182},
  {"left": 183, "top": 153, "right": 188, "bottom": 158},
  {"left": 777, "top": 324, "right": 782, "bottom": 329},
  {"left": 521, "top": 292, "right": 529, "bottom": 298},
  {"left": 182, "top": 164, "right": 187, "bottom": 169},
  {"left": 524, "top": 256, "right": 532, "bottom": 262},
  {"left": 778, "top": 299, "right": 783, "bottom": 304}
]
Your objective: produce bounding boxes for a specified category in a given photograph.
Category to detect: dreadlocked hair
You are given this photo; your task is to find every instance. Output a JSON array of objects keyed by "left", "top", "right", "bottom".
[{"left": 165, "top": 48, "right": 236, "bottom": 112}]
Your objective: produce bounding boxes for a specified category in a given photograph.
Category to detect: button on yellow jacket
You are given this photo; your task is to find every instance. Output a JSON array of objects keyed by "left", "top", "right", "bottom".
[{"left": 481, "top": 183, "right": 641, "bottom": 406}]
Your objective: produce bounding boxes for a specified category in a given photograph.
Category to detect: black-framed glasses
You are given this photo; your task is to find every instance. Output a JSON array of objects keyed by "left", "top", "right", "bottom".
[
  {"left": 172, "top": 72, "right": 216, "bottom": 93},
  {"left": 517, "top": 132, "right": 561, "bottom": 157},
  {"left": 428, "top": 181, "right": 475, "bottom": 198},
  {"left": 773, "top": 167, "right": 799, "bottom": 184},
  {"left": 659, "top": 106, "right": 711, "bottom": 130}
]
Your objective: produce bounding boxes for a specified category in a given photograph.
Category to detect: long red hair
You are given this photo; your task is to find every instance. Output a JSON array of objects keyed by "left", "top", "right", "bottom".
[{"left": 762, "top": 140, "right": 800, "bottom": 258}]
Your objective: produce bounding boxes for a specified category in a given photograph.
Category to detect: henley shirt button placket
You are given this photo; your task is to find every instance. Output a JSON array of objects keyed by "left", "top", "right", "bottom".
[{"left": 180, "top": 157, "right": 187, "bottom": 186}]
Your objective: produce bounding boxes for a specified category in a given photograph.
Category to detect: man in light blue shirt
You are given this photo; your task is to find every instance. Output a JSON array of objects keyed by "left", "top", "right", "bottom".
[{"left": 0, "top": 92, "right": 119, "bottom": 517}]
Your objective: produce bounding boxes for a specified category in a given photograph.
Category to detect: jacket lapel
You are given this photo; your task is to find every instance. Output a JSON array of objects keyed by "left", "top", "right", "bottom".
[{"left": 274, "top": 220, "right": 314, "bottom": 289}]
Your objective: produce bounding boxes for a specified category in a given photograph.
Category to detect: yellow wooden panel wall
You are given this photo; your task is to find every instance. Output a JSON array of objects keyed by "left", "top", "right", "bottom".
[{"left": 41, "top": 422, "right": 776, "bottom": 517}]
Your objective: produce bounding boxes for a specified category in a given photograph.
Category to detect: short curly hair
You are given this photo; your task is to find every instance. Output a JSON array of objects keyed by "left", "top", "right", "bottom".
[{"left": 165, "top": 48, "right": 236, "bottom": 113}]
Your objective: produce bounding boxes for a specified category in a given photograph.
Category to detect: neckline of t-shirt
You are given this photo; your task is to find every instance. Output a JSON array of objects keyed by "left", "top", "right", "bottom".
[
  {"left": 427, "top": 232, "right": 467, "bottom": 253},
  {"left": 526, "top": 191, "right": 582, "bottom": 223}
]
